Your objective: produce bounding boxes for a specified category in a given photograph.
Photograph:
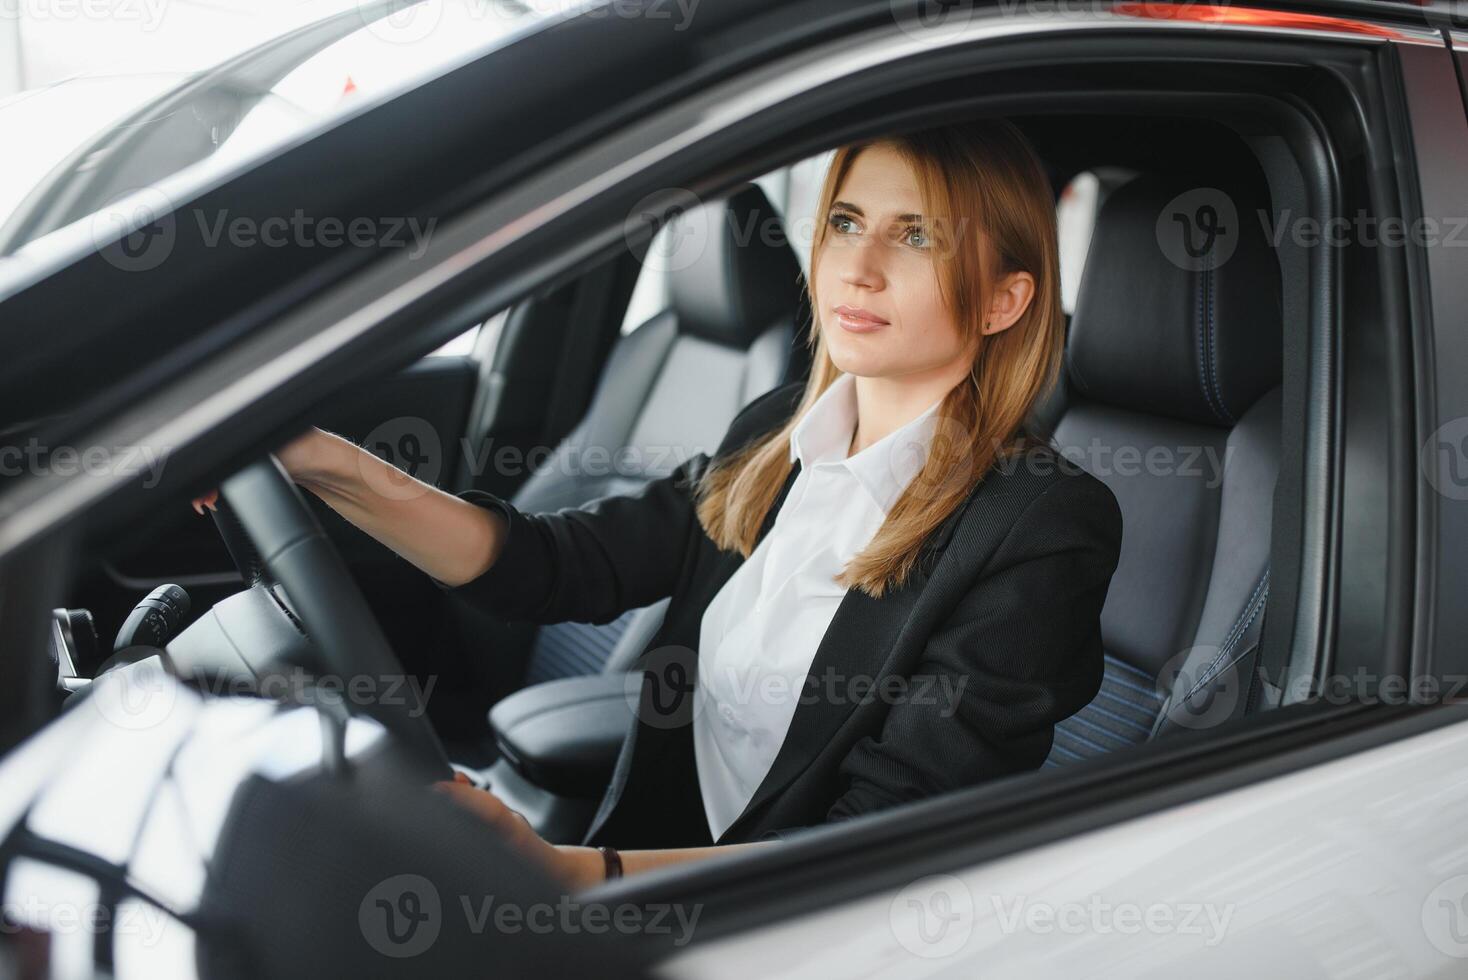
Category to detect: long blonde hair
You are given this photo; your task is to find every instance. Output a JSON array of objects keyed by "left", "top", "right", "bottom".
[{"left": 695, "top": 119, "right": 1065, "bottom": 598}]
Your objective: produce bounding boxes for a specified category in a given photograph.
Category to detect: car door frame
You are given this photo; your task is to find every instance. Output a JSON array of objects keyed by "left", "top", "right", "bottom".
[{"left": 0, "top": 0, "right": 1454, "bottom": 949}]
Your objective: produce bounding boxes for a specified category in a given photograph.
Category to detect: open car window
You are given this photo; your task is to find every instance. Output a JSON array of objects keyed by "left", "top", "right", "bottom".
[{"left": 0, "top": 0, "right": 1463, "bottom": 975}]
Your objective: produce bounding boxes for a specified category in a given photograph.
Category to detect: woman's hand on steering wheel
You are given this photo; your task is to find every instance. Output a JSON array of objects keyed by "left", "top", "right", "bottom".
[
  {"left": 191, "top": 428, "right": 328, "bottom": 515},
  {"left": 193, "top": 453, "right": 454, "bottom": 776}
]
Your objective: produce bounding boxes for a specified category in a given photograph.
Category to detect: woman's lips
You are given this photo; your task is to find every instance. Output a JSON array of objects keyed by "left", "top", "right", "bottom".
[{"left": 833, "top": 305, "right": 890, "bottom": 333}]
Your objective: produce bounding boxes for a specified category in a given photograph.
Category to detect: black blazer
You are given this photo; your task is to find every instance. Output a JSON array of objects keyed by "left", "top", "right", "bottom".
[{"left": 443, "top": 382, "right": 1123, "bottom": 849}]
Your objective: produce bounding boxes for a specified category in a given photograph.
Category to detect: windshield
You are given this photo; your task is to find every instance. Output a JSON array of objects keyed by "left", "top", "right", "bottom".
[{"left": 0, "top": 0, "right": 578, "bottom": 265}]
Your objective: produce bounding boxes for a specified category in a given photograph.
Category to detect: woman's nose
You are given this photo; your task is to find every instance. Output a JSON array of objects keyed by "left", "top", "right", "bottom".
[{"left": 837, "top": 245, "right": 885, "bottom": 290}]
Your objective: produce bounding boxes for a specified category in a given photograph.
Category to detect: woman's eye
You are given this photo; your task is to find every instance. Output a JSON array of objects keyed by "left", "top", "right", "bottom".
[
  {"left": 828, "top": 213, "right": 858, "bottom": 234},
  {"left": 904, "top": 226, "right": 931, "bottom": 249}
]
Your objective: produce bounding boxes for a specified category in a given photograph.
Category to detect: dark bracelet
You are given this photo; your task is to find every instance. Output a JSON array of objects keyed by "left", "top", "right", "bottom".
[{"left": 597, "top": 845, "right": 623, "bottom": 881}]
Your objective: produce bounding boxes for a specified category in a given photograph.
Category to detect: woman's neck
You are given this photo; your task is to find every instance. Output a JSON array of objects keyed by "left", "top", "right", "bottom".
[{"left": 847, "top": 362, "right": 969, "bottom": 457}]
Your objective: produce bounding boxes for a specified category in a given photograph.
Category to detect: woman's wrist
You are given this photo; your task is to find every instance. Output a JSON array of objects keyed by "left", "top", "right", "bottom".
[{"left": 555, "top": 845, "right": 612, "bottom": 890}]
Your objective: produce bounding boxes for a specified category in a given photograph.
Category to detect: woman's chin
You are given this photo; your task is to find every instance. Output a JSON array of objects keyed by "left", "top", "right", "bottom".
[
  {"left": 834, "top": 358, "right": 913, "bottom": 382},
  {"left": 826, "top": 342, "right": 895, "bottom": 379}
]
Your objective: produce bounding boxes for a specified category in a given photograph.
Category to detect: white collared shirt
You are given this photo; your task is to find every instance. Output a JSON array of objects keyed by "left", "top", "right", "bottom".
[{"left": 693, "top": 372, "right": 944, "bottom": 840}]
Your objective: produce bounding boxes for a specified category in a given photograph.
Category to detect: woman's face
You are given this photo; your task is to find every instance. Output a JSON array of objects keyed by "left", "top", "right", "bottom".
[{"left": 813, "top": 143, "right": 973, "bottom": 382}]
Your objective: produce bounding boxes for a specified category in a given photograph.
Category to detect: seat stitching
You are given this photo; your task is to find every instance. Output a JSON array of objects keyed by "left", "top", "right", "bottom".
[
  {"left": 1195, "top": 265, "right": 1211, "bottom": 419},
  {"left": 1168, "top": 571, "right": 1268, "bottom": 712},
  {"left": 1203, "top": 258, "right": 1220, "bottom": 420},
  {"left": 1173, "top": 590, "right": 1268, "bottom": 715},
  {"left": 1176, "top": 569, "right": 1270, "bottom": 707},
  {"left": 1205, "top": 251, "right": 1235, "bottom": 424},
  {"left": 1193, "top": 251, "right": 1230, "bottom": 425},
  {"left": 1214, "top": 567, "right": 1271, "bottom": 657}
]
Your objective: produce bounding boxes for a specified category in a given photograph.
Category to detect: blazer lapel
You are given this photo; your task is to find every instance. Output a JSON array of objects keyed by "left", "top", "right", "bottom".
[
  {"left": 582, "top": 459, "right": 804, "bottom": 847},
  {"left": 718, "top": 578, "right": 922, "bottom": 842},
  {"left": 716, "top": 482, "right": 978, "bottom": 843}
]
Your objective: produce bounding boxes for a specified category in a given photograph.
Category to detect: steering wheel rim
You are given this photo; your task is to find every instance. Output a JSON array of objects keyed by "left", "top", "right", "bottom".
[
  {"left": 218, "top": 454, "right": 451, "bottom": 777},
  {"left": 209, "top": 496, "right": 271, "bottom": 589}
]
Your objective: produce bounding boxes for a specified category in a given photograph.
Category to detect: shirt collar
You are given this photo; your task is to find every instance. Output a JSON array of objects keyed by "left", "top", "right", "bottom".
[{"left": 788, "top": 372, "right": 946, "bottom": 513}]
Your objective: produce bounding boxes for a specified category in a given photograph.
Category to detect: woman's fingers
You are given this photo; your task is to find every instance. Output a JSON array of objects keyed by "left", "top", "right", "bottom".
[
  {"left": 191, "top": 427, "right": 316, "bottom": 516},
  {"left": 431, "top": 781, "right": 585, "bottom": 887},
  {"left": 433, "top": 781, "right": 534, "bottom": 839}
]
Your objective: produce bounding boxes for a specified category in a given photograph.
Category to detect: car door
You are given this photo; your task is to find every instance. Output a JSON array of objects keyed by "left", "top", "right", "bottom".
[
  {"left": 638, "top": 8, "right": 1468, "bottom": 978},
  {"left": 0, "top": 2, "right": 1457, "bottom": 974}
]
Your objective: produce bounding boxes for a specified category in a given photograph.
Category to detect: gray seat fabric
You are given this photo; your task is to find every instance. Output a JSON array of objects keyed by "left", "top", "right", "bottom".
[
  {"left": 1039, "top": 172, "right": 1284, "bottom": 764},
  {"left": 515, "top": 183, "right": 806, "bottom": 684}
]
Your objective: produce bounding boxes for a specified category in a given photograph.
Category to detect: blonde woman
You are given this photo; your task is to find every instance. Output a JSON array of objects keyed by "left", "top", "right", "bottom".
[{"left": 217, "top": 119, "right": 1123, "bottom": 889}]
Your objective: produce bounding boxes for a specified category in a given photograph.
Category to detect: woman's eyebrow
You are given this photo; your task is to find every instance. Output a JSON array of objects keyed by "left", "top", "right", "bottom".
[{"left": 830, "top": 200, "right": 925, "bottom": 223}]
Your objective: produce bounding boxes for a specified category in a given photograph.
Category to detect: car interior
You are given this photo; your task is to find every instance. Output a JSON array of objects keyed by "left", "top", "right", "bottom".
[
  {"left": 9, "top": 12, "right": 1436, "bottom": 963},
  {"left": 34, "top": 105, "right": 1304, "bottom": 852},
  {"left": 468, "top": 116, "right": 1290, "bottom": 843}
]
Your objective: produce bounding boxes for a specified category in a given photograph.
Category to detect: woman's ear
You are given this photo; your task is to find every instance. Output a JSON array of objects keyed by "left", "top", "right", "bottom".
[{"left": 981, "top": 270, "right": 1036, "bottom": 335}]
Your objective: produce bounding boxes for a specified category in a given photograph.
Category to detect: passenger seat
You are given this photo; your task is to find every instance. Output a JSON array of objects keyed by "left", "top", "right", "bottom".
[
  {"left": 513, "top": 183, "right": 808, "bottom": 684},
  {"left": 1034, "top": 172, "right": 1283, "bottom": 763}
]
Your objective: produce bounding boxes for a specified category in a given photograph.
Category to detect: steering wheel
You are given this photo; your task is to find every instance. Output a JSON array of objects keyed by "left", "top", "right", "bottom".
[{"left": 214, "top": 455, "right": 451, "bottom": 777}]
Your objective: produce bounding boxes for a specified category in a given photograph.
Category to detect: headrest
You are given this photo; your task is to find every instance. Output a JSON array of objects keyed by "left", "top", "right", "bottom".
[
  {"left": 1066, "top": 174, "right": 1282, "bottom": 427},
  {"left": 668, "top": 183, "right": 804, "bottom": 348}
]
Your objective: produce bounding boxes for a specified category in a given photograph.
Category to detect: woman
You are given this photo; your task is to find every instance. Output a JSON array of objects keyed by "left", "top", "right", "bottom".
[{"left": 199, "top": 118, "right": 1122, "bottom": 890}]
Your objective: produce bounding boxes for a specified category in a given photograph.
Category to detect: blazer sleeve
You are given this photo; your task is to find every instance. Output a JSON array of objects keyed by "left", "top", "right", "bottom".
[
  {"left": 436, "top": 383, "right": 801, "bottom": 626},
  {"left": 815, "top": 471, "right": 1123, "bottom": 828}
]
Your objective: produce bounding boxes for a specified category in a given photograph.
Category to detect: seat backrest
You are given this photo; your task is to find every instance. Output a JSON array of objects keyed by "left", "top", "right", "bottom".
[
  {"left": 516, "top": 183, "right": 805, "bottom": 682},
  {"left": 512, "top": 183, "right": 804, "bottom": 513},
  {"left": 1040, "top": 173, "right": 1283, "bottom": 764}
]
